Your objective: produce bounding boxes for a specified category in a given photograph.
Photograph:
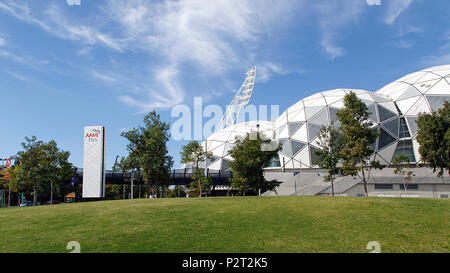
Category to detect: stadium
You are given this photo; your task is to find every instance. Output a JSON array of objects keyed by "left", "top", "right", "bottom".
[{"left": 201, "top": 64, "right": 450, "bottom": 198}]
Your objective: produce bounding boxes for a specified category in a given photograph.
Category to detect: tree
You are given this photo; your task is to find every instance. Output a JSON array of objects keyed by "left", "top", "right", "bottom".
[
  {"left": 112, "top": 156, "right": 132, "bottom": 199},
  {"left": 121, "top": 111, "right": 173, "bottom": 198},
  {"left": 14, "top": 136, "right": 75, "bottom": 205},
  {"left": 190, "top": 168, "right": 212, "bottom": 197},
  {"left": 228, "top": 132, "right": 281, "bottom": 196},
  {"left": 416, "top": 101, "right": 449, "bottom": 177},
  {"left": 314, "top": 123, "right": 342, "bottom": 196},
  {"left": 337, "top": 92, "right": 382, "bottom": 197},
  {"left": 392, "top": 154, "right": 415, "bottom": 196},
  {"left": 0, "top": 164, "right": 20, "bottom": 207},
  {"left": 180, "top": 141, "right": 214, "bottom": 197}
]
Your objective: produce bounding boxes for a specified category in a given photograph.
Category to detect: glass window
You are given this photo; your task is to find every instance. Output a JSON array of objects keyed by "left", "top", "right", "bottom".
[
  {"left": 375, "top": 184, "right": 393, "bottom": 190},
  {"left": 399, "top": 184, "right": 418, "bottom": 190},
  {"left": 392, "top": 140, "right": 416, "bottom": 163},
  {"left": 267, "top": 155, "right": 281, "bottom": 167},
  {"left": 399, "top": 118, "right": 411, "bottom": 138}
]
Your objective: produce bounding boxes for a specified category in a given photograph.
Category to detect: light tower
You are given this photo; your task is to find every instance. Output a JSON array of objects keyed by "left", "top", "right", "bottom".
[{"left": 215, "top": 66, "right": 256, "bottom": 132}]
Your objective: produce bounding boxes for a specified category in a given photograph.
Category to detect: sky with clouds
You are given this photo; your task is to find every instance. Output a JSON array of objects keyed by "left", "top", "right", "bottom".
[{"left": 0, "top": 0, "right": 449, "bottom": 168}]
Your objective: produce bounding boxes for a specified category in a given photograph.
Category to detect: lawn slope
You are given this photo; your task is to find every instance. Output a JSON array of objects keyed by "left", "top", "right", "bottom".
[{"left": 0, "top": 196, "right": 448, "bottom": 253}]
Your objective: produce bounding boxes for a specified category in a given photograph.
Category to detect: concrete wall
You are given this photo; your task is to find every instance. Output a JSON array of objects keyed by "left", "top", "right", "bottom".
[{"left": 341, "top": 183, "right": 450, "bottom": 198}]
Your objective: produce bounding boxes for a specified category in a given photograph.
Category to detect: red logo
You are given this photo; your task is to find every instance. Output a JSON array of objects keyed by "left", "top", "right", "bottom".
[
  {"left": 85, "top": 132, "right": 99, "bottom": 138},
  {"left": 6, "top": 158, "right": 11, "bottom": 168}
]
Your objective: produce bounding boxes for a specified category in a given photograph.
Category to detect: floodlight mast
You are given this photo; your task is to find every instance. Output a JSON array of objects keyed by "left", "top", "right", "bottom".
[{"left": 215, "top": 66, "right": 256, "bottom": 133}]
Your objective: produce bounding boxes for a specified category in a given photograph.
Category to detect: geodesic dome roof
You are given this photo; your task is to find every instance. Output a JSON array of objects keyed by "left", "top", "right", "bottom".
[
  {"left": 201, "top": 120, "right": 275, "bottom": 171},
  {"left": 375, "top": 65, "right": 450, "bottom": 163},
  {"left": 376, "top": 64, "right": 450, "bottom": 117},
  {"left": 275, "top": 89, "right": 401, "bottom": 168}
]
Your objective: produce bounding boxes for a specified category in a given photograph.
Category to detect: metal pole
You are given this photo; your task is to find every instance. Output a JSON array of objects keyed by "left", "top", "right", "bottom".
[
  {"left": 294, "top": 176, "right": 297, "bottom": 196},
  {"left": 204, "top": 139, "right": 208, "bottom": 176}
]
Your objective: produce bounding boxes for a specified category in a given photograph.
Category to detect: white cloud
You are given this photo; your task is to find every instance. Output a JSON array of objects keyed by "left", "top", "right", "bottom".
[
  {"left": 0, "top": 1, "right": 123, "bottom": 51},
  {"left": 4, "top": 69, "right": 29, "bottom": 81},
  {"left": 66, "top": 0, "right": 81, "bottom": 6},
  {"left": 257, "top": 62, "right": 304, "bottom": 83},
  {"left": 384, "top": 0, "right": 413, "bottom": 24},
  {"left": 103, "top": 0, "right": 294, "bottom": 72},
  {"left": 366, "top": 0, "right": 381, "bottom": 6},
  {"left": 0, "top": 36, "right": 5, "bottom": 46},
  {"left": 119, "top": 65, "right": 184, "bottom": 112},
  {"left": 0, "top": 48, "right": 27, "bottom": 63},
  {"left": 421, "top": 53, "right": 450, "bottom": 67},
  {"left": 314, "top": 1, "right": 366, "bottom": 59},
  {"left": 90, "top": 70, "right": 117, "bottom": 83}
]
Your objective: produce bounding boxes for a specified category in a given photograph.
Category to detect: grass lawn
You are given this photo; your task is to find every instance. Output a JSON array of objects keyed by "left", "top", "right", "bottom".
[{"left": 0, "top": 196, "right": 448, "bottom": 253}]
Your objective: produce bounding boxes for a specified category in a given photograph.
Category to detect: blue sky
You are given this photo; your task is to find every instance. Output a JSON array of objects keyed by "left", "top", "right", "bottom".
[{"left": 0, "top": 0, "right": 449, "bottom": 169}]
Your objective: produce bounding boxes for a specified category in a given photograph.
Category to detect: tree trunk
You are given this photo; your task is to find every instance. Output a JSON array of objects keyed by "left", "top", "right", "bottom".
[
  {"left": 50, "top": 181, "right": 53, "bottom": 204},
  {"left": 33, "top": 185, "right": 37, "bottom": 206},
  {"left": 331, "top": 175, "right": 335, "bottom": 197},
  {"left": 361, "top": 159, "right": 368, "bottom": 197}
]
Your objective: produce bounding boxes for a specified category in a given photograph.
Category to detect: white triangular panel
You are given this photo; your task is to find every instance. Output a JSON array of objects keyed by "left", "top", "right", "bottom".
[
  {"left": 413, "top": 79, "right": 439, "bottom": 93},
  {"left": 295, "top": 146, "right": 310, "bottom": 167},
  {"left": 207, "top": 140, "right": 224, "bottom": 151},
  {"left": 277, "top": 125, "right": 290, "bottom": 138},
  {"left": 303, "top": 97, "right": 322, "bottom": 107},
  {"left": 309, "top": 97, "right": 327, "bottom": 107},
  {"left": 415, "top": 73, "right": 442, "bottom": 83},
  {"left": 398, "top": 71, "right": 427, "bottom": 83},
  {"left": 412, "top": 139, "right": 421, "bottom": 163},
  {"left": 397, "top": 86, "right": 422, "bottom": 100},
  {"left": 378, "top": 101, "right": 398, "bottom": 114},
  {"left": 323, "top": 96, "right": 343, "bottom": 106},
  {"left": 330, "top": 99, "right": 344, "bottom": 108},
  {"left": 375, "top": 153, "right": 390, "bottom": 165},
  {"left": 425, "top": 79, "right": 450, "bottom": 95},
  {"left": 291, "top": 159, "right": 301, "bottom": 169},
  {"left": 369, "top": 93, "right": 390, "bottom": 103},
  {"left": 358, "top": 93, "right": 374, "bottom": 102},
  {"left": 377, "top": 82, "right": 401, "bottom": 97},
  {"left": 406, "top": 96, "right": 431, "bottom": 115},
  {"left": 430, "top": 68, "right": 450, "bottom": 77},
  {"left": 396, "top": 96, "right": 420, "bottom": 114},
  {"left": 209, "top": 159, "right": 222, "bottom": 170},
  {"left": 289, "top": 110, "right": 306, "bottom": 122},
  {"left": 377, "top": 142, "right": 397, "bottom": 163},
  {"left": 214, "top": 144, "right": 227, "bottom": 157},
  {"left": 291, "top": 124, "right": 308, "bottom": 142}
]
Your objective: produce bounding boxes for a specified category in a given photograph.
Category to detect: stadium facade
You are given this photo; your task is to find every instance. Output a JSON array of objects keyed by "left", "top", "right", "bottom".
[{"left": 201, "top": 65, "right": 450, "bottom": 198}]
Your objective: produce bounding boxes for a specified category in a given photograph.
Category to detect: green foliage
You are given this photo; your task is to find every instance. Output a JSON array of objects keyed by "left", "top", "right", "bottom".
[
  {"left": 121, "top": 111, "right": 173, "bottom": 196},
  {"left": 181, "top": 140, "right": 214, "bottom": 168},
  {"left": 13, "top": 136, "right": 76, "bottom": 204},
  {"left": 392, "top": 154, "right": 415, "bottom": 193},
  {"left": 167, "top": 186, "right": 186, "bottom": 198},
  {"left": 336, "top": 92, "right": 382, "bottom": 196},
  {"left": 228, "top": 132, "right": 281, "bottom": 196},
  {"left": 180, "top": 141, "right": 213, "bottom": 197},
  {"left": 314, "top": 123, "right": 342, "bottom": 196},
  {"left": 190, "top": 168, "right": 212, "bottom": 197},
  {"left": 416, "top": 101, "right": 449, "bottom": 177}
]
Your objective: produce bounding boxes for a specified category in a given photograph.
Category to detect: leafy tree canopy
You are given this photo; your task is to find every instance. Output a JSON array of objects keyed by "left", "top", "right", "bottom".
[
  {"left": 336, "top": 92, "right": 382, "bottom": 196},
  {"left": 228, "top": 132, "right": 281, "bottom": 196},
  {"left": 416, "top": 101, "right": 449, "bottom": 176},
  {"left": 121, "top": 111, "right": 173, "bottom": 194}
]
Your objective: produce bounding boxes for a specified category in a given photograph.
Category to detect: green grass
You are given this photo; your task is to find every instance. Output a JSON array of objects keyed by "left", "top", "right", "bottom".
[{"left": 0, "top": 196, "right": 448, "bottom": 253}]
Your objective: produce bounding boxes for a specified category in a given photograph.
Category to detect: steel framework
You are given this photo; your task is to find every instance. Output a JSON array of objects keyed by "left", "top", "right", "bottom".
[{"left": 215, "top": 66, "right": 256, "bottom": 132}]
